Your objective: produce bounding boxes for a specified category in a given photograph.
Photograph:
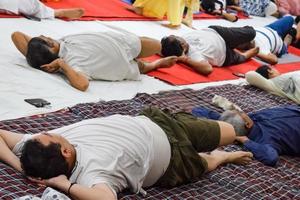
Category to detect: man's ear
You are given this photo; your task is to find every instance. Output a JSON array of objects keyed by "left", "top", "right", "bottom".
[{"left": 61, "top": 147, "right": 72, "bottom": 158}]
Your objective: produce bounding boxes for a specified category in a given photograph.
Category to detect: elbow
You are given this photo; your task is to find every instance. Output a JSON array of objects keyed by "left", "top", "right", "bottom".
[
  {"left": 261, "top": 147, "right": 279, "bottom": 166},
  {"left": 202, "top": 67, "right": 213, "bottom": 75},
  {"left": 269, "top": 59, "right": 278, "bottom": 65},
  {"left": 76, "top": 81, "right": 89, "bottom": 92},
  {"left": 263, "top": 154, "right": 278, "bottom": 167},
  {"left": 268, "top": 55, "right": 278, "bottom": 65},
  {"left": 79, "top": 82, "right": 89, "bottom": 91},
  {"left": 11, "top": 32, "right": 20, "bottom": 42}
]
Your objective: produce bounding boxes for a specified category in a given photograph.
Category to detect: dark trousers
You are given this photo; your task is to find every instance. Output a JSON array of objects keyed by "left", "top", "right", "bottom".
[{"left": 209, "top": 25, "right": 256, "bottom": 66}]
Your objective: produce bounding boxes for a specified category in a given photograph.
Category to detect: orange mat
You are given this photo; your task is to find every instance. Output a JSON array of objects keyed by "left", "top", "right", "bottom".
[
  {"left": 146, "top": 56, "right": 261, "bottom": 85},
  {"left": 275, "top": 46, "right": 300, "bottom": 73},
  {"left": 0, "top": 0, "right": 249, "bottom": 21},
  {"left": 147, "top": 46, "right": 300, "bottom": 85}
]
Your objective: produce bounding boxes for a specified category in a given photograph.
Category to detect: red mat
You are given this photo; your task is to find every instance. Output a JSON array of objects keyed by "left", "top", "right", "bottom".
[
  {"left": 147, "top": 47, "right": 300, "bottom": 85},
  {"left": 275, "top": 46, "right": 300, "bottom": 73},
  {"left": 146, "top": 56, "right": 261, "bottom": 85},
  {"left": 0, "top": 0, "right": 249, "bottom": 21}
]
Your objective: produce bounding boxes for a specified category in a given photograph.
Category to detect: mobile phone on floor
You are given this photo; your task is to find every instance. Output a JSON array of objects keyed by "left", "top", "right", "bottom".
[
  {"left": 24, "top": 98, "right": 51, "bottom": 108},
  {"left": 232, "top": 72, "right": 245, "bottom": 78}
]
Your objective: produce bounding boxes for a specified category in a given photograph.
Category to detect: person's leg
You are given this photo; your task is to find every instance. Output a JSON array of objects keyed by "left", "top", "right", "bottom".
[
  {"left": 19, "top": 0, "right": 84, "bottom": 19},
  {"left": 222, "top": 46, "right": 259, "bottom": 66},
  {"left": 166, "top": 0, "right": 185, "bottom": 27},
  {"left": 199, "top": 150, "right": 253, "bottom": 172},
  {"left": 209, "top": 25, "right": 256, "bottom": 49},
  {"left": 296, "top": 16, "right": 300, "bottom": 41},
  {"left": 172, "top": 113, "right": 244, "bottom": 152},
  {"left": 266, "top": 15, "right": 294, "bottom": 38},
  {"left": 54, "top": 8, "right": 84, "bottom": 19},
  {"left": 265, "top": 1, "right": 278, "bottom": 16}
]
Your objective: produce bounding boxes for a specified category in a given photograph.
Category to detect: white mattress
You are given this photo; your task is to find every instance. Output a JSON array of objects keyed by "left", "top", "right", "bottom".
[{"left": 0, "top": 16, "right": 276, "bottom": 120}]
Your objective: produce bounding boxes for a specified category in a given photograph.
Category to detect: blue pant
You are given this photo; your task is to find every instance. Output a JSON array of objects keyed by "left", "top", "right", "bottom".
[{"left": 266, "top": 16, "right": 294, "bottom": 38}]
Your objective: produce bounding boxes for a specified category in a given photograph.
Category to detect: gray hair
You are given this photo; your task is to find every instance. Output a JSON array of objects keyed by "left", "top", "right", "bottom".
[{"left": 219, "top": 110, "right": 248, "bottom": 136}]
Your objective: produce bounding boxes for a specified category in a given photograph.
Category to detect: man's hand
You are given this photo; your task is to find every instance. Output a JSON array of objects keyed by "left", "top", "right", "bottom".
[
  {"left": 177, "top": 55, "right": 189, "bottom": 63},
  {"left": 41, "top": 58, "right": 63, "bottom": 73},
  {"left": 235, "top": 136, "right": 250, "bottom": 144},
  {"left": 212, "top": 9, "right": 222, "bottom": 15},
  {"left": 28, "top": 175, "right": 70, "bottom": 192}
]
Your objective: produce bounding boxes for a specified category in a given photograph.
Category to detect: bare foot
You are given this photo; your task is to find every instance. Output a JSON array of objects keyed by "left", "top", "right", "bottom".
[
  {"left": 162, "top": 23, "right": 181, "bottom": 29},
  {"left": 241, "top": 46, "right": 259, "bottom": 59},
  {"left": 152, "top": 56, "right": 178, "bottom": 69},
  {"left": 182, "top": 18, "right": 192, "bottom": 28},
  {"left": 54, "top": 8, "right": 84, "bottom": 19},
  {"left": 126, "top": 7, "right": 143, "bottom": 15},
  {"left": 211, "top": 150, "right": 253, "bottom": 165}
]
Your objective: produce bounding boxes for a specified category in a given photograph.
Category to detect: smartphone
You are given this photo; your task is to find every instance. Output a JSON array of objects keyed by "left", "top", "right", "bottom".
[
  {"left": 232, "top": 72, "right": 245, "bottom": 78},
  {"left": 24, "top": 98, "right": 51, "bottom": 108}
]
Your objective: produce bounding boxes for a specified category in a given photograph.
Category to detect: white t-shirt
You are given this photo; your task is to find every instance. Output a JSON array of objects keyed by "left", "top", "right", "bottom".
[
  {"left": 58, "top": 31, "right": 142, "bottom": 81},
  {"left": 246, "top": 71, "right": 300, "bottom": 104},
  {"left": 13, "top": 115, "right": 171, "bottom": 197},
  {"left": 254, "top": 27, "right": 283, "bottom": 55},
  {"left": 0, "top": 0, "right": 54, "bottom": 19},
  {"left": 183, "top": 28, "right": 227, "bottom": 66}
]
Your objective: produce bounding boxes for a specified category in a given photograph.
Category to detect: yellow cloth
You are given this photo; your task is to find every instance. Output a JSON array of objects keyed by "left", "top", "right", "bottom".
[{"left": 133, "top": 0, "right": 189, "bottom": 26}]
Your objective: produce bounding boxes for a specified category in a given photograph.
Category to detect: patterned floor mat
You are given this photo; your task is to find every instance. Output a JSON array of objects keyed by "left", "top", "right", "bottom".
[{"left": 0, "top": 84, "right": 299, "bottom": 200}]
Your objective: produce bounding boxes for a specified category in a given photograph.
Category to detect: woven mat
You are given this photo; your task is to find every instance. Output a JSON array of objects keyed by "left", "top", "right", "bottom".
[{"left": 0, "top": 84, "right": 299, "bottom": 200}]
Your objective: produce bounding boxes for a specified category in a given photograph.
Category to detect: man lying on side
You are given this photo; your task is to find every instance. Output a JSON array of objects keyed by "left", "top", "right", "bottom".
[
  {"left": 0, "top": 107, "right": 252, "bottom": 199},
  {"left": 11, "top": 30, "right": 177, "bottom": 91}
]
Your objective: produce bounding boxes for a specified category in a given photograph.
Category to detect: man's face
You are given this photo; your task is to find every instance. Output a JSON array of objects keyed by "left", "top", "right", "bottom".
[{"left": 38, "top": 35, "right": 60, "bottom": 54}]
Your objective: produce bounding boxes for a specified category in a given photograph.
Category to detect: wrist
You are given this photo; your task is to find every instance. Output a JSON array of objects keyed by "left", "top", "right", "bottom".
[{"left": 67, "top": 182, "right": 76, "bottom": 196}]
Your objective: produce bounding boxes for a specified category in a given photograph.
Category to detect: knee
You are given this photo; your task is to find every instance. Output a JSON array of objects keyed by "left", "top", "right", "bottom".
[
  {"left": 244, "top": 26, "right": 256, "bottom": 40},
  {"left": 285, "top": 16, "right": 295, "bottom": 27}
]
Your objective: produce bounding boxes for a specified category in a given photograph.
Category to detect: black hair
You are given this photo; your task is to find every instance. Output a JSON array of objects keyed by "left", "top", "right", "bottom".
[
  {"left": 256, "top": 65, "right": 271, "bottom": 79},
  {"left": 161, "top": 36, "right": 184, "bottom": 57},
  {"left": 26, "top": 37, "right": 58, "bottom": 69},
  {"left": 201, "top": 0, "right": 224, "bottom": 13},
  {"left": 20, "top": 139, "right": 69, "bottom": 179},
  {"left": 226, "top": 0, "right": 235, "bottom": 6}
]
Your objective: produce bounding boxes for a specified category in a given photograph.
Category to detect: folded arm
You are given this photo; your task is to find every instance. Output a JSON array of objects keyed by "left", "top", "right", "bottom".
[
  {"left": 178, "top": 56, "right": 213, "bottom": 75},
  {"left": 32, "top": 175, "right": 116, "bottom": 200},
  {"left": 42, "top": 58, "right": 89, "bottom": 91},
  {"left": 0, "top": 129, "right": 24, "bottom": 172},
  {"left": 243, "top": 140, "right": 279, "bottom": 166},
  {"left": 11, "top": 31, "right": 32, "bottom": 56},
  {"left": 245, "top": 71, "right": 277, "bottom": 93}
]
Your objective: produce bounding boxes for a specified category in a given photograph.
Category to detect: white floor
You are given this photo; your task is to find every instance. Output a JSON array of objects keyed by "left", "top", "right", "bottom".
[{"left": 0, "top": 16, "right": 276, "bottom": 120}]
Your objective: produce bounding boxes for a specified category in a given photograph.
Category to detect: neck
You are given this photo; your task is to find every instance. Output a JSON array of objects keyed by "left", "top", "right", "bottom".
[{"left": 68, "top": 145, "right": 77, "bottom": 175}]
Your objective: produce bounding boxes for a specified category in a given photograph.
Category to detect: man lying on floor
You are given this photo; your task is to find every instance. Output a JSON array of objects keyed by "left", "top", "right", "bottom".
[
  {"left": 11, "top": 30, "right": 177, "bottom": 91},
  {"left": 160, "top": 25, "right": 259, "bottom": 75},
  {"left": 192, "top": 105, "right": 300, "bottom": 166},
  {"left": 0, "top": 0, "right": 84, "bottom": 20},
  {"left": 245, "top": 65, "right": 300, "bottom": 104},
  {"left": 237, "top": 15, "right": 296, "bottom": 64},
  {"left": 0, "top": 107, "right": 252, "bottom": 200}
]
